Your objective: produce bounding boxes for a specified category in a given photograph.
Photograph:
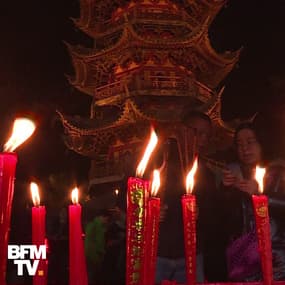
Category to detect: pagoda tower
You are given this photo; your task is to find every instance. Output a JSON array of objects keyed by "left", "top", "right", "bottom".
[{"left": 59, "top": 0, "right": 240, "bottom": 185}]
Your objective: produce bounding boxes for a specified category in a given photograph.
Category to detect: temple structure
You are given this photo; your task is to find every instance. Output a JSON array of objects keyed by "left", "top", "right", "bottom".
[{"left": 59, "top": 0, "right": 241, "bottom": 186}]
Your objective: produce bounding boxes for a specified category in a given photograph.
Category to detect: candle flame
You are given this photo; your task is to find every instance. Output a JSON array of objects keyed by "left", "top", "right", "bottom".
[
  {"left": 71, "top": 187, "right": 79, "bottom": 204},
  {"left": 255, "top": 166, "right": 266, "bottom": 193},
  {"left": 136, "top": 128, "right": 158, "bottom": 177},
  {"left": 185, "top": 157, "right": 198, "bottom": 194},
  {"left": 151, "top": 169, "right": 160, "bottom": 196},
  {"left": 115, "top": 189, "right": 119, "bottom": 196},
  {"left": 30, "top": 182, "right": 40, "bottom": 206},
  {"left": 4, "top": 118, "right": 36, "bottom": 152}
]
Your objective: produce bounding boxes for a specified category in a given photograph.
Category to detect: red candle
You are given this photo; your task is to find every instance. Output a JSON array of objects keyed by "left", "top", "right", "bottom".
[
  {"left": 126, "top": 127, "right": 158, "bottom": 285},
  {"left": 0, "top": 153, "right": 17, "bottom": 285},
  {"left": 69, "top": 187, "right": 88, "bottom": 285},
  {"left": 253, "top": 166, "right": 273, "bottom": 285},
  {"left": 144, "top": 170, "right": 161, "bottom": 285},
  {"left": 127, "top": 177, "right": 149, "bottom": 285},
  {"left": 182, "top": 157, "right": 198, "bottom": 285},
  {"left": 30, "top": 182, "right": 47, "bottom": 285},
  {"left": 0, "top": 118, "right": 35, "bottom": 285}
]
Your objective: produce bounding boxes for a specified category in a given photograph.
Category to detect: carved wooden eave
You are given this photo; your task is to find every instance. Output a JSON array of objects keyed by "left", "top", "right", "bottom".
[
  {"left": 73, "top": 0, "right": 226, "bottom": 38},
  {"left": 58, "top": 100, "right": 147, "bottom": 136},
  {"left": 66, "top": 18, "right": 209, "bottom": 60},
  {"left": 66, "top": 20, "right": 240, "bottom": 95},
  {"left": 193, "top": 34, "right": 241, "bottom": 88},
  {"left": 201, "top": 86, "right": 234, "bottom": 134},
  {"left": 57, "top": 103, "right": 151, "bottom": 157}
]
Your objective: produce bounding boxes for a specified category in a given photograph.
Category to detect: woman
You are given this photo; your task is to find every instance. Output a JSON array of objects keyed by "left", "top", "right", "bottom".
[{"left": 222, "top": 122, "right": 285, "bottom": 281}]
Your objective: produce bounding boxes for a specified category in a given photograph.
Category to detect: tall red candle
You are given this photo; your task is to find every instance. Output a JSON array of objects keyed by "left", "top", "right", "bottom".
[
  {"left": 126, "top": 128, "right": 158, "bottom": 285},
  {"left": 126, "top": 177, "right": 149, "bottom": 285},
  {"left": 182, "top": 157, "right": 198, "bottom": 285},
  {"left": 69, "top": 187, "right": 88, "bottom": 285},
  {"left": 253, "top": 166, "right": 273, "bottom": 285},
  {"left": 0, "top": 118, "right": 35, "bottom": 285},
  {"left": 182, "top": 194, "right": 196, "bottom": 285},
  {"left": 30, "top": 182, "right": 47, "bottom": 285},
  {"left": 143, "top": 170, "right": 161, "bottom": 285},
  {"left": 0, "top": 153, "right": 17, "bottom": 285}
]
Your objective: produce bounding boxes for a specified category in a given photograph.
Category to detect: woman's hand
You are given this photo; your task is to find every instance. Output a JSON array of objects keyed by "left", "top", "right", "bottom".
[
  {"left": 235, "top": 179, "right": 259, "bottom": 195},
  {"left": 222, "top": 169, "right": 238, "bottom": 186}
]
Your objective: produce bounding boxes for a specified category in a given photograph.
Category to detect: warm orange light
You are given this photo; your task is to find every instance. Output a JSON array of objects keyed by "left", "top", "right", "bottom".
[
  {"left": 185, "top": 157, "right": 198, "bottom": 194},
  {"left": 136, "top": 128, "right": 158, "bottom": 177},
  {"left": 30, "top": 182, "right": 40, "bottom": 207},
  {"left": 151, "top": 169, "right": 160, "bottom": 196},
  {"left": 115, "top": 189, "right": 119, "bottom": 196},
  {"left": 4, "top": 118, "right": 36, "bottom": 152},
  {"left": 71, "top": 187, "right": 79, "bottom": 204},
  {"left": 255, "top": 166, "right": 266, "bottom": 193}
]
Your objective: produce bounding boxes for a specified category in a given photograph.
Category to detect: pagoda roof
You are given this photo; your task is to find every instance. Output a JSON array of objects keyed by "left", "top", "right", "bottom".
[
  {"left": 58, "top": 89, "right": 234, "bottom": 158},
  {"left": 74, "top": 0, "right": 226, "bottom": 38},
  {"left": 59, "top": 86, "right": 224, "bottom": 138},
  {"left": 66, "top": 22, "right": 240, "bottom": 95},
  {"left": 66, "top": 18, "right": 209, "bottom": 59}
]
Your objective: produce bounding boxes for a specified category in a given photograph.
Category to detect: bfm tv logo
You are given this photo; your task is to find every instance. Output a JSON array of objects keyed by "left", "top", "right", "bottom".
[{"left": 8, "top": 245, "right": 46, "bottom": 276}]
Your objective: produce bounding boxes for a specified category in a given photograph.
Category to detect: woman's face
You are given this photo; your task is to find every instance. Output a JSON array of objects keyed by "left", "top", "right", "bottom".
[{"left": 236, "top": 128, "right": 262, "bottom": 166}]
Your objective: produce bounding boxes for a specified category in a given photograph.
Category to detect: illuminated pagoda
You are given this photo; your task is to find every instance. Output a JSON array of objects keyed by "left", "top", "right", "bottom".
[{"left": 59, "top": 0, "right": 241, "bottom": 185}]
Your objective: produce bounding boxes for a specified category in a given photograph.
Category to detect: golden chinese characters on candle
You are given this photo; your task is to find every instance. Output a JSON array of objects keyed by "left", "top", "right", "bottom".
[
  {"left": 126, "top": 127, "right": 158, "bottom": 285},
  {"left": 30, "top": 182, "right": 40, "bottom": 207},
  {"left": 4, "top": 118, "right": 36, "bottom": 152}
]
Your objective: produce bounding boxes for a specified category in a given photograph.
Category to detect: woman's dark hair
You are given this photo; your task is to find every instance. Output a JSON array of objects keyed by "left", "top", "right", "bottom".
[
  {"left": 233, "top": 122, "right": 261, "bottom": 146},
  {"left": 233, "top": 122, "right": 272, "bottom": 163}
]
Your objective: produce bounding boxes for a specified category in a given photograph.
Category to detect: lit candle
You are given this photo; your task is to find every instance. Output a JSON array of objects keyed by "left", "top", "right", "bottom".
[
  {"left": 253, "top": 166, "right": 273, "bottom": 285},
  {"left": 144, "top": 169, "right": 161, "bottom": 285},
  {"left": 30, "top": 182, "right": 47, "bottom": 285},
  {"left": 126, "top": 128, "right": 158, "bottom": 285},
  {"left": 0, "top": 118, "right": 35, "bottom": 285},
  {"left": 181, "top": 157, "right": 198, "bottom": 285},
  {"left": 69, "top": 187, "right": 88, "bottom": 285}
]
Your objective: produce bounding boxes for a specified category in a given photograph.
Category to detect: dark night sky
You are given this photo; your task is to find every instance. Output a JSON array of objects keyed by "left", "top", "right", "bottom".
[{"left": 0, "top": 0, "right": 285, "bottom": 183}]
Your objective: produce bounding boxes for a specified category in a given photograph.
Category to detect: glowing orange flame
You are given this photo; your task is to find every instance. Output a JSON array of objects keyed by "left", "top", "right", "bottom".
[
  {"left": 151, "top": 169, "right": 160, "bottom": 196},
  {"left": 30, "top": 182, "right": 40, "bottom": 207},
  {"left": 255, "top": 166, "right": 266, "bottom": 193},
  {"left": 136, "top": 128, "right": 158, "bottom": 177},
  {"left": 115, "top": 189, "right": 119, "bottom": 196},
  {"left": 71, "top": 187, "right": 79, "bottom": 204},
  {"left": 185, "top": 157, "right": 198, "bottom": 194},
  {"left": 4, "top": 118, "right": 36, "bottom": 152}
]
